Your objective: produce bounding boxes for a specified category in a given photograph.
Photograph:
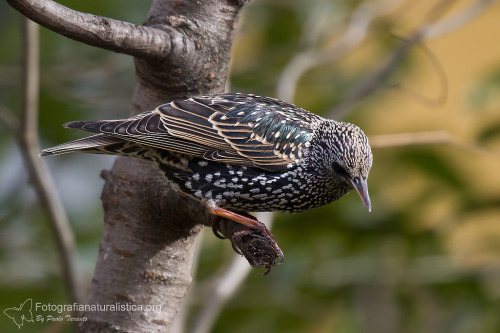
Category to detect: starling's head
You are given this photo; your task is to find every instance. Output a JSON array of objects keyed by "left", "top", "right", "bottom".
[{"left": 312, "top": 120, "right": 373, "bottom": 211}]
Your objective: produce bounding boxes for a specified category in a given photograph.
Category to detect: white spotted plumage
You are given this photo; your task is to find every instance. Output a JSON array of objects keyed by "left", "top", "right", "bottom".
[{"left": 41, "top": 93, "right": 373, "bottom": 213}]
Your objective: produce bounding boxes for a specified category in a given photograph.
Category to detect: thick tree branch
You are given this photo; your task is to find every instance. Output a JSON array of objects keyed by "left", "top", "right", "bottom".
[
  {"left": 6, "top": 0, "right": 172, "bottom": 61},
  {"left": 81, "top": 158, "right": 207, "bottom": 332},
  {"left": 71, "top": 0, "right": 250, "bottom": 331}
]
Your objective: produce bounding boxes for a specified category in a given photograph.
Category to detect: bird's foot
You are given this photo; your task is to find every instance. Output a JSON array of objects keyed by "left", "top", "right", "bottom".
[
  {"left": 231, "top": 226, "right": 284, "bottom": 276},
  {"left": 206, "top": 200, "right": 284, "bottom": 275},
  {"left": 211, "top": 212, "right": 284, "bottom": 275}
]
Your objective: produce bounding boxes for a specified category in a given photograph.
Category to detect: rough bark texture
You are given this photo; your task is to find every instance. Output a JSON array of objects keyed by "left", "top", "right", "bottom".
[
  {"left": 81, "top": 158, "right": 210, "bottom": 332},
  {"left": 82, "top": 1, "right": 248, "bottom": 331},
  {"left": 7, "top": 0, "right": 248, "bottom": 331},
  {"left": 5, "top": 0, "right": 172, "bottom": 60}
]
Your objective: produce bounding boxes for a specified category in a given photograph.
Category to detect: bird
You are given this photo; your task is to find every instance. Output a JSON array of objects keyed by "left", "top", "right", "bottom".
[{"left": 42, "top": 93, "right": 373, "bottom": 243}]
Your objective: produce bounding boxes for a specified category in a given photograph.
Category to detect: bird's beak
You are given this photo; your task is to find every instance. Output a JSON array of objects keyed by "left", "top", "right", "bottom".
[{"left": 351, "top": 176, "right": 371, "bottom": 212}]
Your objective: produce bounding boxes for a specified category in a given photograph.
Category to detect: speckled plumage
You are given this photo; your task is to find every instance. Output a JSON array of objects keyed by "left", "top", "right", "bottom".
[{"left": 42, "top": 93, "right": 373, "bottom": 214}]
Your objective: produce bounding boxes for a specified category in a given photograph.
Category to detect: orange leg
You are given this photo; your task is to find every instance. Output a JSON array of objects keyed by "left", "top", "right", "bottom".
[
  {"left": 206, "top": 205, "right": 264, "bottom": 230},
  {"left": 203, "top": 199, "right": 266, "bottom": 229}
]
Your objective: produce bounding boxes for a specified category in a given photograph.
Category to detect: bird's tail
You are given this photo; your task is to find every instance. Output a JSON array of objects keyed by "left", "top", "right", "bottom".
[{"left": 40, "top": 134, "right": 125, "bottom": 156}]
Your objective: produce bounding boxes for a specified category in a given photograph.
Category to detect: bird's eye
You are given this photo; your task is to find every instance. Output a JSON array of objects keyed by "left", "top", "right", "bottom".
[{"left": 332, "top": 162, "right": 348, "bottom": 177}]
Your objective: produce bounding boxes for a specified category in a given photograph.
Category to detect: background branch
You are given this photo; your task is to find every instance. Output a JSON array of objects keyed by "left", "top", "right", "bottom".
[
  {"left": 16, "top": 17, "right": 84, "bottom": 307},
  {"left": 327, "top": 0, "right": 496, "bottom": 118},
  {"left": 6, "top": 0, "right": 172, "bottom": 61},
  {"left": 276, "top": 0, "right": 399, "bottom": 102},
  {"left": 424, "top": 0, "right": 497, "bottom": 39},
  {"left": 0, "top": 106, "right": 18, "bottom": 130},
  {"left": 190, "top": 212, "right": 275, "bottom": 333},
  {"left": 370, "top": 131, "right": 500, "bottom": 159}
]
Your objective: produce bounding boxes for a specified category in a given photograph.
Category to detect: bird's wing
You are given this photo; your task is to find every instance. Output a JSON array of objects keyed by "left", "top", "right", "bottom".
[{"left": 65, "top": 94, "right": 318, "bottom": 171}]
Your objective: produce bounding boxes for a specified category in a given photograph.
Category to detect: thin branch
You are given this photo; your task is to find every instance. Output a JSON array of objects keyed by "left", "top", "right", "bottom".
[
  {"left": 424, "top": 0, "right": 498, "bottom": 39},
  {"left": 327, "top": 0, "right": 496, "bottom": 119},
  {"left": 191, "top": 258, "right": 251, "bottom": 333},
  {"left": 384, "top": 38, "right": 448, "bottom": 108},
  {"left": 16, "top": 17, "right": 84, "bottom": 306},
  {"left": 6, "top": 0, "right": 172, "bottom": 62},
  {"left": 370, "top": 131, "right": 451, "bottom": 147},
  {"left": 276, "top": 0, "right": 400, "bottom": 102},
  {"left": 326, "top": 30, "right": 423, "bottom": 119},
  {"left": 370, "top": 131, "right": 500, "bottom": 159},
  {"left": 191, "top": 212, "right": 275, "bottom": 333}
]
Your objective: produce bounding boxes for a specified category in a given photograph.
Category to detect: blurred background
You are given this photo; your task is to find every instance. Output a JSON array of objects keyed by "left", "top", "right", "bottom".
[{"left": 1, "top": 0, "right": 500, "bottom": 332}]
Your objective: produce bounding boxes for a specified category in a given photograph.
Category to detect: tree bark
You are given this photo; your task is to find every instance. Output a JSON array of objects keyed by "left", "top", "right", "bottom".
[
  {"left": 84, "top": 1, "right": 248, "bottom": 331},
  {"left": 83, "top": 158, "right": 210, "bottom": 332},
  {"left": 7, "top": 0, "right": 248, "bottom": 331}
]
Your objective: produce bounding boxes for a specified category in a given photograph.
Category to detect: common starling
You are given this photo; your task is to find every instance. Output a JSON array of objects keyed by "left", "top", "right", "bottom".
[{"left": 42, "top": 93, "right": 372, "bottom": 247}]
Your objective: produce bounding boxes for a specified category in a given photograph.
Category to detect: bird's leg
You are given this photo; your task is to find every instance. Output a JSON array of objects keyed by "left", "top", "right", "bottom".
[
  {"left": 205, "top": 200, "right": 266, "bottom": 230},
  {"left": 206, "top": 203, "right": 275, "bottom": 242}
]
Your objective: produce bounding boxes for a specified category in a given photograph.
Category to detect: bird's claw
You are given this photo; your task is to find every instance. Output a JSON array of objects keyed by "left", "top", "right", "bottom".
[
  {"left": 262, "top": 245, "right": 284, "bottom": 276},
  {"left": 211, "top": 217, "right": 226, "bottom": 239},
  {"left": 230, "top": 225, "right": 284, "bottom": 275},
  {"left": 230, "top": 236, "right": 243, "bottom": 255}
]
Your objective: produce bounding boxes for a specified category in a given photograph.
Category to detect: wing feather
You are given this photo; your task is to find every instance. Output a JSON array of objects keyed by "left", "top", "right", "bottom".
[{"left": 64, "top": 94, "right": 320, "bottom": 171}]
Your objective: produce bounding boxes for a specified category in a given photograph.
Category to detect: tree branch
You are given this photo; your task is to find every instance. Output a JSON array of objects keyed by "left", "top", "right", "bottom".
[
  {"left": 0, "top": 106, "right": 18, "bottom": 130},
  {"left": 424, "top": 0, "right": 496, "bottom": 39},
  {"left": 327, "top": 0, "right": 496, "bottom": 119},
  {"left": 81, "top": 158, "right": 208, "bottom": 332},
  {"left": 73, "top": 0, "right": 250, "bottom": 331},
  {"left": 326, "top": 30, "right": 424, "bottom": 119},
  {"left": 276, "top": 0, "right": 399, "bottom": 102},
  {"left": 6, "top": 0, "right": 172, "bottom": 61},
  {"left": 17, "top": 17, "right": 84, "bottom": 307},
  {"left": 370, "top": 131, "right": 500, "bottom": 159},
  {"left": 190, "top": 212, "right": 275, "bottom": 333}
]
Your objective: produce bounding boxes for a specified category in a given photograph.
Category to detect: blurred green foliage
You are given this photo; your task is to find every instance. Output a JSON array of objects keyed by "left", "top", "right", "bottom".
[{"left": 1, "top": 0, "right": 500, "bottom": 332}]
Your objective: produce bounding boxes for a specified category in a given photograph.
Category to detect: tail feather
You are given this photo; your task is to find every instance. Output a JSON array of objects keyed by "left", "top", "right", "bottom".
[
  {"left": 64, "top": 120, "right": 95, "bottom": 130},
  {"left": 41, "top": 134, "right": 124, "bottom": 156}
]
